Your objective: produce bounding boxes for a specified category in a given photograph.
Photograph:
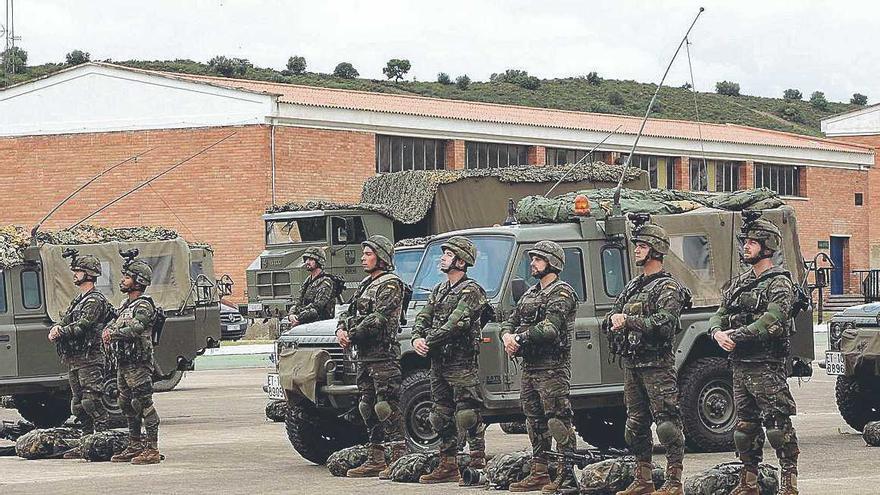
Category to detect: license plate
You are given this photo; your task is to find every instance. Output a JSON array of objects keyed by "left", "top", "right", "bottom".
[
  {"left": 226, "top": 324, "right": 240, "bottom": 331},
  {"left": 825, "top": 351, "right": 846, "bottom": 375},
  {"left": 266, "top": 373, "right": 285, "bottom": 400},
  {"left": 247, "top": 303, "right": 263, "bottom": 313}
]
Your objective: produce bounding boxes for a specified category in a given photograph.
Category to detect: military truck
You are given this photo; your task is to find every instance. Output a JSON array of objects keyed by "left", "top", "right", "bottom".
[
  {"left": 0, "top": 233, "right": 224, "bottom": 427},
  {"left": 267, "top": 188, "right": 815, "bottom": 464},
  {"left": 245, "top": 165, "right": 647, "bottom": 318},
  {"left": 821, "top": 302, "right": 880, "bottom": 431}
]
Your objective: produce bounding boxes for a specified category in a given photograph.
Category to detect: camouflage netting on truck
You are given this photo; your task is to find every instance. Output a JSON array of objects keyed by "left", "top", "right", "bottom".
[
  {"left": 516, "top": 187, "right": 784, "bottom": 224},
  {"left": 266, "top": 199, "right": 394, "bottom": 219}
]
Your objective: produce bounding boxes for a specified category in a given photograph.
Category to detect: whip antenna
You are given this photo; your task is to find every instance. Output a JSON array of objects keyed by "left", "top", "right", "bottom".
[{"left": 545, "top": 125, "right": 622, "bottom": 197}]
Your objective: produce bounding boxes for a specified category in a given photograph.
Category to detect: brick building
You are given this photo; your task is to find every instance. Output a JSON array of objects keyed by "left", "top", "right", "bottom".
[{"left": 0, "top": 63, "right": 874, "bottom": 301}]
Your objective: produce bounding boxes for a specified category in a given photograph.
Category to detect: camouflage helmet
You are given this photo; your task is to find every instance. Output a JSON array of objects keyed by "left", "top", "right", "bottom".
[
  {"left": 441, "top": 236, "right": 477, "bottom": 266},
  {"left": 528, "top": 240, "right": 565, "bottom": 272},
  {"left": 122, "top": 259, "right": 152, "bottom": 287},
  {"left": 631, "top": 223, "right": 670, "bottom": 255},
  {"left": 301, "top": 247, "right": 326, "bottom": 266},
  {"left": 362, "top": 235, "right": 395, "bottom": 269},
  {"left": 738, "top": 218, "right": 782, "bottom": 251},
  {"left": 70, "top": 254, "right": 102, "bottom": 277}
]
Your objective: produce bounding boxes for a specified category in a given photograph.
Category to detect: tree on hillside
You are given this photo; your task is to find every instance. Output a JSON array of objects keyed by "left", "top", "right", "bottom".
[
  {"left": 65, "top": 50, "right": 91, "bottom": 66},
  {"left": 382, "top": 58, "right": 411, "bottom": 81},
  {"left": 608, "top": 91, "right": 624, "bottom": 106},
  {"left": 851, "top": 93, "right": 868, "bottom": 106},
  {"left": 810, "top": 91, "right": 828, "bottom": 110},
  {"left": 208, "top": 56, "right": 252, "bottom": 77},
  {"left": 1, "top": 46, "right": 28, "bottom": 73},
  {"left": 783, "top": 88, "right": 802, "bottom": 101},
  {"left": 333, "top": 62, "right": 359, "bottom": 79},
  {"left": 715, "top": 80, "right": 740, "bottom": 96},
  {"left": 286, "top": 56, "right": 306, "bottom": 75},
  {"left": 437, "top": 72, "right": 452, "bottom": 85},
  {"left": 490, "top": 69, "right": 540, "bottom": 90},
  {"left": 586, "top": 71, "right": 602, "bottom": 85},
  {"left": 455, "top": 74, "right": 471, "bottom": 90}
]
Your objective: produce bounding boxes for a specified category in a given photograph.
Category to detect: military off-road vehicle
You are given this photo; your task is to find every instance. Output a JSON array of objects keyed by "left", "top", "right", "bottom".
[
  {"left": 0, "top": 232, "right": 225, "bottom": 427},
  {"left": 267, "top": 188, "right": 815, "bottom": 464}
]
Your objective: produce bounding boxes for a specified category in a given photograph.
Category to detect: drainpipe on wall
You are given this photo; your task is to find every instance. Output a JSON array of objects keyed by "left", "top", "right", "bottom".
[{"left": 270, "top": 121, "right": 277, "bottom": 206}]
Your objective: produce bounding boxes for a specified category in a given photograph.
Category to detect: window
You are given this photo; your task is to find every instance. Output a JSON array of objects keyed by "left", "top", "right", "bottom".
[
  {"left": 669, "top": 235, "right": 713, "bottom": 278},
  {"left": 512, "top": 247, "right": 587, "bottom": 300},
  {"left": 331, "top": 216, "right": 368, "bottom": 245},
  {"left": 689, "top": 160, "right": 742, "bottom": 192},
  {"left": 855, "top": 193, "right": 864, "bottom": 206},
  {"left": 621, "top": 154, "right": 675, "bottom": 189},
  {"left": 545, "top": 148, "right": 605, "bottom": 166},
  {"left": 21, "top": 270, "right": 41, "bottom": 309},
  {"left": 465, "top": 141, "right": 528, "bottom": 169},
  {"left": 0, "top": 271, "right": 6, "bottom": 313},
  {"left": 376, "top": 135, "right": 446, "bottom": 172},
  {"left": 96, "top": 261, "right": 114, "bottom": 298},
  {"left": 141, "top": 256, "right": 176, "bottom": 286},
  {"left": 755, "top": 163, "right": 801, "bottom": 196},
  {"left": 266, "top": 217, "right": 327, "bottom": 245},
  {"left": 601, "top": 246, "right": 626, "bottom": 297},
  {"left": 412, "top": 236, "right": 515, "bottom": 300}
]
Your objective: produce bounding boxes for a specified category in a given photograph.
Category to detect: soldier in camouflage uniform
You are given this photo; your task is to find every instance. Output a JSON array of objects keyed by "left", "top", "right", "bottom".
[
  {"left": 500, "top": 240, "right": 579, "bottom": 493},
  {"left": 411, "top": 236, "right": 488, "bottom": 484},
  {"left": 48, "top": 251, "right": 112, "bottom": 459},
  {"left": 709, "top": 216, "right": 800, "bottom": 495},
  {"left": 287, "top": 247, "right": 336, "bottom": 326},
  {"left": 102, "top": 254, "right": 162, "bottom": 465},
  {"left": 336, "top": 235, "right": 407, "bottom": 478},
  {"left": 604, "top": 219, "right": 689, "bottom": 495}
]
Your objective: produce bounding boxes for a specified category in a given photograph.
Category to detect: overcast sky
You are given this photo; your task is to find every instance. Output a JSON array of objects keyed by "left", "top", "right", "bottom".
[{"left": 6, "top": 0, "right": 879, "bottom": 104}]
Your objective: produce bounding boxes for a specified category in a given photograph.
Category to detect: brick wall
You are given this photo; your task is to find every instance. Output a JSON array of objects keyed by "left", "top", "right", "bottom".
[{"left": 829, "top": 135, "right": 880, "bottom": 268}]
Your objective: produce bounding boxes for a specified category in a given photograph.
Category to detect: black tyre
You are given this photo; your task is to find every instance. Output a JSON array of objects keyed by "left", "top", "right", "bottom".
[
  {"left": 153, "top": 370, "right": 185, "bottom": 392},
  {"left": 835, "top": 375, "right": 880, "bottom": 432},
  {"left": 285, "top": 400, "right": 366, "bottom": 465},
  {"left": 400, "top": 369, "right": 440, "bottom": 452},
  {"left": 573, "top": 407, "right": 627, "bottom": 449},
  {"left": 679, "top": 357, "right": 735, "bottom": 452},
  {"left": 101, "top": 374, "right": 128, "bottom": 429},
  {"left": 12, "top": 392, "right": 71, "bottom": 428}
]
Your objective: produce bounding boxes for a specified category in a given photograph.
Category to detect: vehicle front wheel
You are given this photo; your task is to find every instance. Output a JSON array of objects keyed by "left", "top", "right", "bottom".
[
  {"left": 400, "top": 369, "right": 440, "bottom": 452},
  {"left": 153, "top": 370, "right": 185, "bottom": 392},
  {"left": 679, "top": 357, "right": 736, "bottom": 452},
  {"left": 12, "top": 392, "right": 71, "bottom": 428},
  {"left": 836, "top": 375, "right": 880, "bottom": 432},
  {"left": 285, "top": 400, "right": 366, "bottom": 465}
]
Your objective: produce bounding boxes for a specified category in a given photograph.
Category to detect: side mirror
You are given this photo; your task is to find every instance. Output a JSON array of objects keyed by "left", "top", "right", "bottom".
[
  {"left": 337, "top": 227, "right": 348, "bottom": 243},
  {"left": 510, "top": 278, "right": 527, "bottom": 304}
]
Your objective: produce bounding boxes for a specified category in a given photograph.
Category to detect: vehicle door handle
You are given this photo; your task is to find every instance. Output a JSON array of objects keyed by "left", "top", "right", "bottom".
[{"left": 0, "top": 335, "right": 9, "bottom": 342}]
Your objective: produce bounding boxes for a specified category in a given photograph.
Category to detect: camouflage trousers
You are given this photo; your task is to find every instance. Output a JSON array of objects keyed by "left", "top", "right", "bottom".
[
  {"left": 429, "top": 361, "right": 485, "bottom": 455},
  {"left": 732, "top": 361, "right": 799, "bottom": 475},
  {"left": 521, "top": 367, "right": 577, "bottom": 463},
  {"left": 356, "top": 360, "right": 404, "bottom": 445},
  {"left": 68, "top": 358, "right": 109, "bottom": 434},
  {"left": 117, "top": 363, "right": 160, "bottom": 448},
  {"left": 623, "top": 365, "right": 684, "bottom": 465}
]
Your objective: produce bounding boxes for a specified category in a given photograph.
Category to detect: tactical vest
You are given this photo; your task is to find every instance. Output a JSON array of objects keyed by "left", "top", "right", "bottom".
[
  {"left": 56, "top": 289, "right": 111, "bottom": 361},
  {"left": 295, "top": 273, "right": 336, "bottom": 321},
  {"left": 514, "top": 279, "right": 576, "bottom": 369},
  {"left": 723, "top": 268, "right": 794, "bottom": 363},
  {"left": 349, "top": 272, "right": 402, "bottom": 361},
  {"left": 619, "top": 272, "right": 682, "bottom": 366},
  {"left": 427, "top": 277, "right": 487, "bottom": 365},
  {"left": 109, "top": 296, "right": 157, "bottom": 366}
]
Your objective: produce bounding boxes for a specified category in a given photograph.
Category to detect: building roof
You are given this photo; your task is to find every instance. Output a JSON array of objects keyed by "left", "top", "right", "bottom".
[{"left": 137, "top": 67, "right": 871, "bottom": 155}]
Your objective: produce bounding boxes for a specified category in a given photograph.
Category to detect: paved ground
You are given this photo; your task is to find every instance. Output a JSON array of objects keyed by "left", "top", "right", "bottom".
[{"left": 1, "top": 346, "right": 876, "bottom": 494}]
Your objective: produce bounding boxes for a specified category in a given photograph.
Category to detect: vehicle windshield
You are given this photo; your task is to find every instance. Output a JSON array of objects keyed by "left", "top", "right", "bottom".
[
  {"left": 394, "top": 248, "right": 425, "bottom": 285},
  {"left": 266, "top": 217, "right": 327, "bottom": 246},
  {"left": 411, "top": 235, "right": 514, "bottom": 301}
]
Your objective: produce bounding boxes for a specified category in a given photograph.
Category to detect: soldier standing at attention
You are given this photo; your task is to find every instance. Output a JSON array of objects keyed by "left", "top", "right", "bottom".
[
  {"left": 336, "top": 235, "right": 407, "bottom": 478},
  {"left": 287, "top": 247, "right": 336, "bottom": 326},
  {"left": 500, "top": 240, "right": 579, "bottom": 493},
  {"left": 709, "top": 215, "right": 800, "bottom": 495},
  {"left": 102, "top": 253, "right": 162, "bottom": 465},
  {"left": 412, "top": 236, "right": 488, "bottom": 484},
  {"left": 605, "top": 218, "right": 689, "bottom": 495},
  {"left": 48, "top": 250, "right": 112, "bottom": 459}
]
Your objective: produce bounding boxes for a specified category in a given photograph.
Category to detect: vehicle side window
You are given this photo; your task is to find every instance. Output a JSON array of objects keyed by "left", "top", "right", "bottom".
[
  {"left": 141, "top": 255, "right": 176, "bottom": 286},
  {"left": 668, "top": 235, "right": 714, "bottom": 278},
  {"left": 0, "top": 271, "right": 7, "bottom": 313},
  {"left": 331, "top": 217, "right": 368, "bottom": 245},
  {"left": 513, "top": 248, "right": 587, "bottom": 300},
  {"left": 601, "top": 246, "right": 626, "bottom": 297},
  {"left": 21, "top": 270, "right": 42, "bottom": 309}
]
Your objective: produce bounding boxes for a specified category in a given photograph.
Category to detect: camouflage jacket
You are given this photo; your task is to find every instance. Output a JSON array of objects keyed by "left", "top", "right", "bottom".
[
  {"left": 708, "top": 266, "right": 795, "bottom": 363},
  {"left": 411, "top": 276, "right": 488, "bottom": 367},
  {"left": 500, "top": 277, "right": 577, "bottom": 371},
  {"left": 605, "top": 271, "right": 687, "bottom": 368},
  {"left": 338, "top": 271, "right": 403, "bottom": 362},
  {"left": 289, "top": 272, "right": 335, "bottom": 324},
  {"left": 56, "top": 288, "right": 111, "bottom": 364},
  {"left": 107, "top": 296, "right": 157, "bottom": 365}
]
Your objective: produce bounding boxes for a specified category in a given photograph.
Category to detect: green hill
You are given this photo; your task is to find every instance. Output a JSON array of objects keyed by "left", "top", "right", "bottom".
[{"left": 3, "top": 59, "right": 860, "bottom": 137}]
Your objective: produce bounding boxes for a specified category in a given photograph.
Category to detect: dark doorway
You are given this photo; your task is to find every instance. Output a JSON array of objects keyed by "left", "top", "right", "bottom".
[{"left": 830, "top": 236, "right": 848, "bottom": 295}]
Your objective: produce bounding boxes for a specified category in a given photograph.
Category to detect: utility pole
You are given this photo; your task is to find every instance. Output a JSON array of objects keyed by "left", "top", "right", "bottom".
[{"left": 2, "top": 0, "right": 22, "bottom": 85}]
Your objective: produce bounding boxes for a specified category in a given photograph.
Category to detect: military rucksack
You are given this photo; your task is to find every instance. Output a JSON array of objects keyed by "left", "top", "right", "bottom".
[
  {"left": 579, "top": 457, "right": 665, "bottom": 494},
  {"left": 15, "top": 427, "right": 82, "bottom": 459},
  {"left": 81, "top": 430, "right": 129, "bottom": 461},
  {"left": 682, "top": 462, "right": 779, "bottom": 495},
  {"left": 138, "top": 296, "right": 167, "bottom": 345}
]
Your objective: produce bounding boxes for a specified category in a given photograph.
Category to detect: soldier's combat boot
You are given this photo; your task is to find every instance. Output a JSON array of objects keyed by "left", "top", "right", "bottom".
[
  {"left": 131, "top": 447, "right": 163, "bottom": 465},
  {"left": 615, "top": 461, "right": 655, "bottom": 495},
  {"left": 729, "top": 467, "right": 759, "bottom": 495},
  {"left": 347, "top": 444, "right": 387, "bottom": 478},
  {"left": 419, "top": 454, "right": 461, "bottom": 484},
  {"left": 509, "top": 461, "right": 551, "bottom": 492},
  {"left": 468, "top": 450, "right": 487, "bottom": 469},
  {"left": 110, "top": 439, "right": 144, "bottom": 463},
  {"left": 541, "top": 464, "right": 577, "bottom": 494},
  {"left": 778, "top": 472, "right": 798, "bottom": 495},
  {"left": 650, "top": 464, "right": 682, "bottom": 495},
  {"left": 378, "top": 442, "right": 407, "bottom": 479}
]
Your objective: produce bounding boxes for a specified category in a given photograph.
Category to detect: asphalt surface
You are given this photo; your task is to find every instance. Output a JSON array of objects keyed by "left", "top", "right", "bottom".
[{"left": 0, "top": 345, "right": 876, "bottom": 494}]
